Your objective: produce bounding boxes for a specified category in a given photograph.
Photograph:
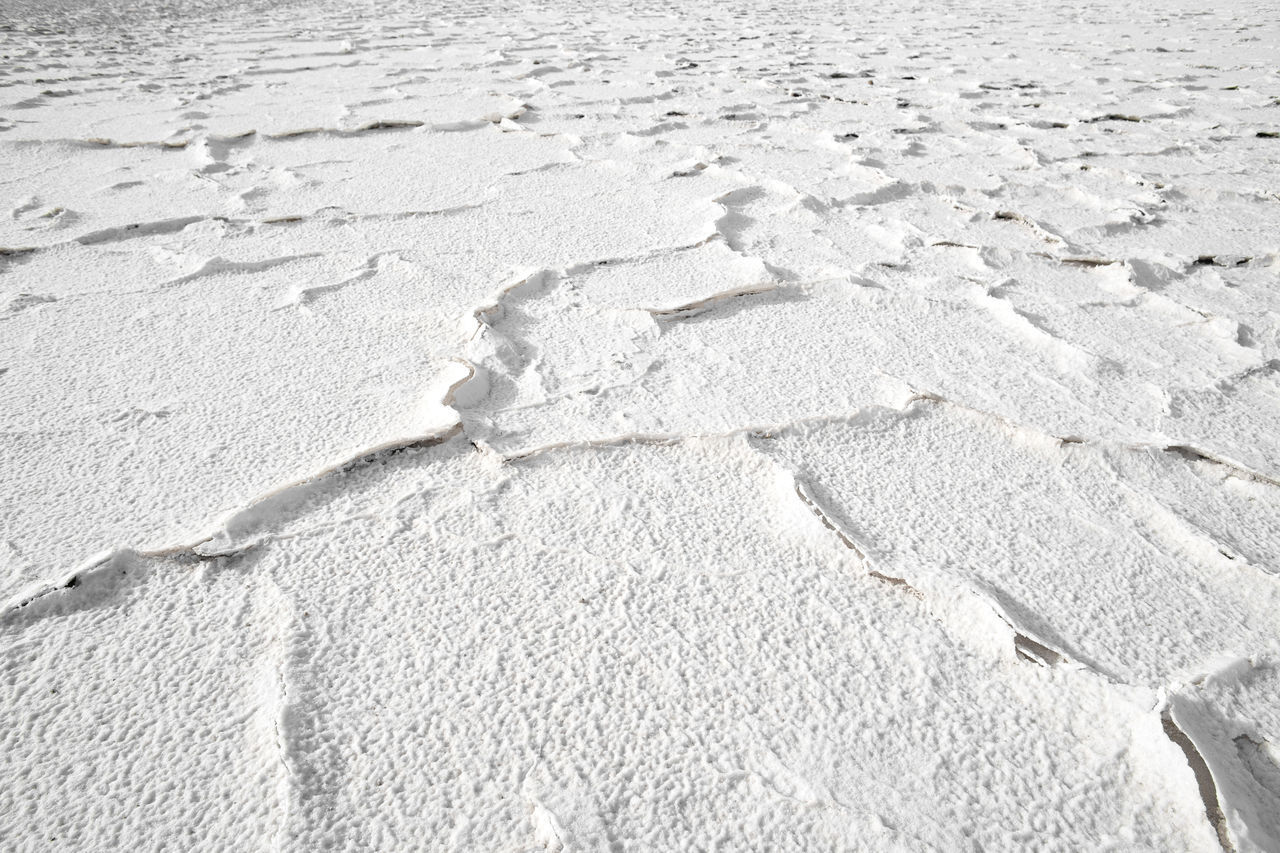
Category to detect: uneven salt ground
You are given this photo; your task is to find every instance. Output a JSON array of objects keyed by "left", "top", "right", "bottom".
[
  {"left": 0, "top": 436, "right": 1226, "bottom": 851},
  {"left": 0, "top": 152, "right": 737, "bottom": 586},
  {"left": 465, "top": 217, "right": 1279, "bottom": 476},
  {"left": 2, "top": 0, "right": 1280, "bottom": 849}
]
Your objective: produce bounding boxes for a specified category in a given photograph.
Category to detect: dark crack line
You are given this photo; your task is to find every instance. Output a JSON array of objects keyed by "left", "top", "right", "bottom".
[
  {"left": 1162, "top": 710, "right": 1235, "bottom": 853},
  {"left": 0, "top": 424, "right": 462, "bottom": 622}
]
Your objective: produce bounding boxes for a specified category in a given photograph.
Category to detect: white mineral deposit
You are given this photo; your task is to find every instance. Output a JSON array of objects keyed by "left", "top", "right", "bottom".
[{"left": 2, "top": 0, "right": 1278, "bottom": 849}]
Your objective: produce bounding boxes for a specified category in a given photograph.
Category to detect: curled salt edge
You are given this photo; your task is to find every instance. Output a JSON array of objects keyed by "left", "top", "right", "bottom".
[
  {"left": 0, "top": 310, "right": 493, "bottom": 601},
  {"left": 3, "top": 321, "right": 1275, "bottom": 849},
  {"left": 0, "top": 198, "right": 729, "bottom": 599},
  {"left": 771, "top": 432, "right": 1279, "bottom": 852},
  {"left": 768, "top": 445, "right": 1114, "bottom": 679},
  {"left": 6, "top": 410, "right": 1260, "bottom": 851},
  {"left": 8, "top": 279, "right": 1276, "bottom": 621},
  {"left": 0, "top": 350, "right": 483, "bottom": 614},
  {"left": 1159, "top": 673, "right": 1280, "bottom": 853},
  {"left": 7, "top": 3, "right": 1280, "bottom": 845},
  {"left": 1, "top": 548, "right": 126, "bottom": 618},
  {"left": 10, "top": 380, "right": 1276, "bottom": 616},
  {"left": 0, "top": 427, "right": 466, "bottom": 618}
]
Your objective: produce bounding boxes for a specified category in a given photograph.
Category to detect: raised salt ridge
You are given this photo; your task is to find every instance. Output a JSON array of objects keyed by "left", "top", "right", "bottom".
[{"left": 2, "top": 0, "right": 1278, "bottom": 849}]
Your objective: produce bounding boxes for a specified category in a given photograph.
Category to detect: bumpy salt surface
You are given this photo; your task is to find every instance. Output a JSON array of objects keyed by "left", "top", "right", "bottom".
[{"left": 2, "top": 0, "right": 1278, "bottom": 849}]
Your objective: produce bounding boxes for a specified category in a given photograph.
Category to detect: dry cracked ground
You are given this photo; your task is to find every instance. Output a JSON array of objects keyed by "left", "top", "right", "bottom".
[{"left": 2, "top": 0, "right": 1280, "bottom": 850}]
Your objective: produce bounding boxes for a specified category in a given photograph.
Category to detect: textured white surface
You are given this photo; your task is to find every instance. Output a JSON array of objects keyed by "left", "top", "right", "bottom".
[{"left": 2, "top": 0, "right": 1279, "bottom": 849}]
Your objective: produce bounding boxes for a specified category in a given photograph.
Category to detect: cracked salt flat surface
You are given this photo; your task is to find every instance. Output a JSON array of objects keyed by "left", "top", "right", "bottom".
[{"left": 1, "top": 0, "right": 1278, "bottom": 849}]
